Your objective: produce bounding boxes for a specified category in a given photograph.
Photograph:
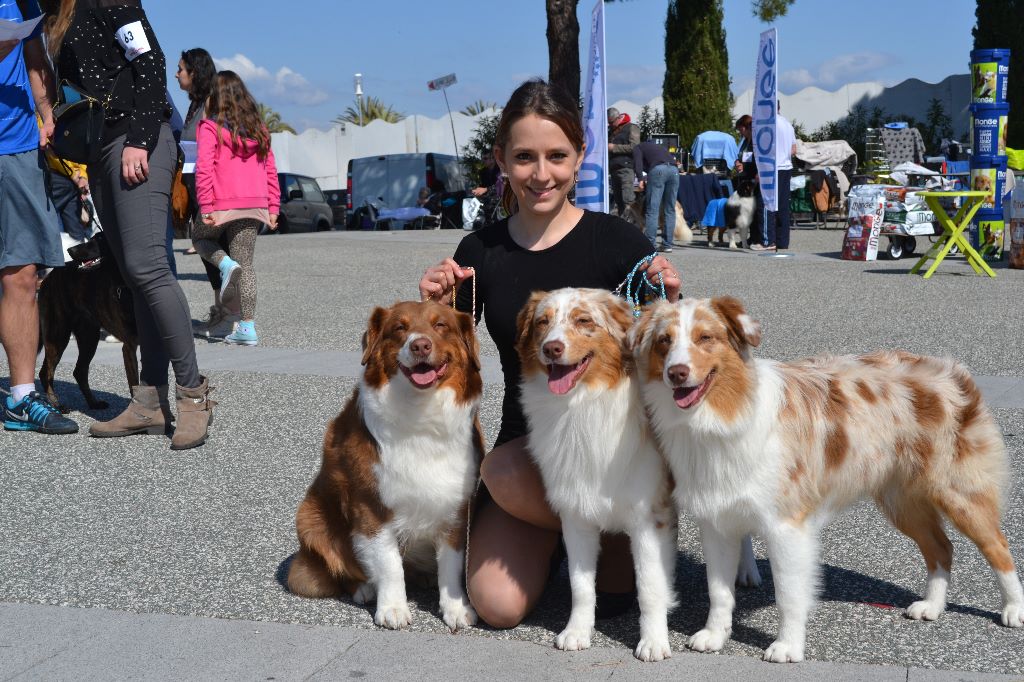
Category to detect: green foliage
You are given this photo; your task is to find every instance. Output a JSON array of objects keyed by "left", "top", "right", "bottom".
[
  {"left": 460, "top": 100, "right": 499, "bottom": 116},
  {"left": 809, "top": 103, "right": 953, "bottom": 167},
  {"left": 637, "top": 105, "right": 666, "bottom": 141},
  {"left": 973, "top": 0, "right": 1022, "bottom": 147},
  {"left": 921, "top": 98, "right": 954, "bottom": 154},
  {"left": 663, "top": 0, "right": 734, "bottom": 151},
  {"left": 334, "top": 96, "right": 405, "bottom": 126},
  {"left": 752, "top": 0, "right": 797, "bottom": 21},
  {"left": 460, "top": 113, "right": 501, "bottom": 186},
  {"left": 258, "top": 103, "right": 296, "bottom": 134}
]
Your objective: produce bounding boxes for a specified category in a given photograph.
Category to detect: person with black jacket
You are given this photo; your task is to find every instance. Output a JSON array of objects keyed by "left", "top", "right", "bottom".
[
  {"left": 607, "top": 107, "right": 640, "bottom": 222},
  {"left": 43, "top": 0, "right": 213, "bottom": 450}
]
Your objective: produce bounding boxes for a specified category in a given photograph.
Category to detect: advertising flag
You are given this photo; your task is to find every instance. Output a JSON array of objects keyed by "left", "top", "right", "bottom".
[
  {"left": 577, "top": 0, "right": 608, "bottom": 213},
  {"left": 753, "top": 28, "right": 779, "bottom": 211}
]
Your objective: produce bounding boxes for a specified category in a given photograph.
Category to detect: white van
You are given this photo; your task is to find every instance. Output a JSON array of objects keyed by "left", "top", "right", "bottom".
[{"left": 346, "top": 153, "right": 467, "bottom": 217}]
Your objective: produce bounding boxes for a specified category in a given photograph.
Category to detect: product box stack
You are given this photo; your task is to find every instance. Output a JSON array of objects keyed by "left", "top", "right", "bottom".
[{"left": 969, "top": 48, "right": 1011, "bottom": 261}]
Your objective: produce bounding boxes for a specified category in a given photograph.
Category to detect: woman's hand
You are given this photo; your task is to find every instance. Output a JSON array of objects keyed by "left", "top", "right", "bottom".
[
  {"left": 419, "top": 257, "right": 473, "bottom": 305},
  {"left": 121, "top": 146, "right": 149, "bottom": 186},
  {"left": 642, "top": 255, "right": 682, "bottom": 302},
  {"left": 268, "top": 213, "right": 279, "bottom": 230}
]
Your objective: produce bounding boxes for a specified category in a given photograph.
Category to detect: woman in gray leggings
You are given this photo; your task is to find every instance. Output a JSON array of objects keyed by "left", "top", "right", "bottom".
[{"left": 47, "top": 0, "right": 213, "bottom": 450}]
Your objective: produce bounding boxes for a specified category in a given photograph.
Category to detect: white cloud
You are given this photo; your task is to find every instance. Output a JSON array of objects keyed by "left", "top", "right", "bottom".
[
  {"left": 778, "top": 51, "right": 896, "bottom": 93},
  {"left": 607, "top": 65, "right": 663, "bottom": 104},
  {"left": 214, "top": 53, "right": 328, "bottom": 107}
]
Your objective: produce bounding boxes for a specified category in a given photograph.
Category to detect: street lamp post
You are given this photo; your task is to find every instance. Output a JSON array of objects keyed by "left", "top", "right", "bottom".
[{"left": 354, "top": 73, "right": 363, "bottom": 126}]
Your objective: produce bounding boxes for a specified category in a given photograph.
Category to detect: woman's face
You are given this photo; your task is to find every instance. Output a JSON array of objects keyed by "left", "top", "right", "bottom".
[
  {"left": 175, "top": 59, "right": 192, "bottom": 93},
  {"left": 496, "top": 113, "right": 582, "bottom": 219}
]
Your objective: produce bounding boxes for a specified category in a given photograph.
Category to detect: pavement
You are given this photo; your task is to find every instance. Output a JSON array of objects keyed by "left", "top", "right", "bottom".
[{"left": 2, "top": 226, "right": 1024, "bottom": 681}]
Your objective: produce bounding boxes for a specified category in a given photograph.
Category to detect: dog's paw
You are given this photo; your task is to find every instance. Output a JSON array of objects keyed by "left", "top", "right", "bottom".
[
  {"left": 687, "top": 627, "right": 729, "bottom": 652},
  {"left": 373, "top": 601, "right": 412, "bottom": 629},
  {"left": 763, "top": 639, "right": 803, "bottom": 663},
  {"left": 1001, "top": 602, "right": 1024, "bottom": 627},
  {"left": 905, "top": 599, "right": 944, "bottom": 622},
  {"left": 352, "top": 582, "right": 376, "bottom": 605},
  {"left": 634, "top": 633, "right": 672, "bottom": 662},
  {"left": 554, "top": 626, "right": 591, "bottom": 652},
  {"left": 441, "top": 598, "right": 477, "bottom": 632}
]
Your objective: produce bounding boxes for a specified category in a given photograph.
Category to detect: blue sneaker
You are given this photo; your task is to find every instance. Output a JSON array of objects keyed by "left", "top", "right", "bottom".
[
  {"left": 224, "top": 325, "right": 258, "bottom": 346},
  {"left": 218, "top": 256, "right": 241, "bottom": 303},
  {"left": 4, "top": 392, "right": 79, "bottom": 434}
]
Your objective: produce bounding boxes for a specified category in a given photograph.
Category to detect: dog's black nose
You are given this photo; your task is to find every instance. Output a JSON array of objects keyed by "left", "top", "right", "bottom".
[
  {"left": 410, "top": 337, "right": 432, "bottom": 358},
  {"left": 542, "top": 340, "right": 564, "bottom": 360},
  {"left": 667, "top": 364, "right": 690, "bottom": 386}
]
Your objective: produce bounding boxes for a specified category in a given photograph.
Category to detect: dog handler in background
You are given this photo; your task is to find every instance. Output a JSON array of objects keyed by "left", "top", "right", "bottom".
[
  {"left": 0, "top": 0, "right": 79, "bottom": 435},
  {"left": 419, "top": 80, "right": 680, "bottom": 628},
  {"left": 43, "top": 0, "right": 214, "bottom": 450}
]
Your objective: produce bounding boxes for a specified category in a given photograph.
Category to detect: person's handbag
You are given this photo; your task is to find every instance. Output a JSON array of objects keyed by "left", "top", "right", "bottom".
[{"left": 51, "top": 82, "right": 108, "bottom": 165}]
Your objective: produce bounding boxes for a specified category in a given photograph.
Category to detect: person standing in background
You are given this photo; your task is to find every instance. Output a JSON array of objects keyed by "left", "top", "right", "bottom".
[
  {"left": 733, "top": 114, "right": 764, "bottom": 248},
  {"left": 0, "top": 0, "right": 79, "bottom": 435},
  {"left": 633, "top": 139, "right": 679, "bottom": 252},
  {"left": 607, "top": 107, "right": 639, "bottom": 222},
  {"left": 752, "top": 104, "right": 796, "bottom": 252}
]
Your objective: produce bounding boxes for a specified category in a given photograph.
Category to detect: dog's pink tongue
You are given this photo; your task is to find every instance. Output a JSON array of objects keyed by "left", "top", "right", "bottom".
[
  {"left": 547, "top": 364, "right": 577, "bottom": 395},
  {"left": 673, "top": 386, "right": 702, "bottom": 409},
  {"left": 410, "top": 365, "right": 438, "bottom": 387}
]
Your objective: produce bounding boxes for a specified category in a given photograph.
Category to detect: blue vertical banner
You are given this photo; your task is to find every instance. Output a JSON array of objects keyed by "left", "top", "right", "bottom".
[
  {"left": 753, "top": 28, "right": 778, "bottom": 211},
  {"left": 577, "top": 0, "right": 608, "bottom": 213}
]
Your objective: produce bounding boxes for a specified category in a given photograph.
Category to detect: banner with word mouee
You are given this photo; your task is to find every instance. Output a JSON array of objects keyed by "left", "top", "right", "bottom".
[
  {"left": 577, "top": 0, "right": 608, "bottom": 213},
  {"left": 753, "top": 28, "right": 778, "bottom": 212}
]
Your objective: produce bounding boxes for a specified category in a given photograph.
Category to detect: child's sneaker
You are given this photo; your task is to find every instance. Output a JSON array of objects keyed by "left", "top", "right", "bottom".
[
  {"left": 218, "top": 257, "right": 241, "bottom": 307},
  {"left": 224, "top": 322, "right": 257, "bottom": 346},
  {"left": 4, "top": 392, "right": 79, "bottom": 434}
]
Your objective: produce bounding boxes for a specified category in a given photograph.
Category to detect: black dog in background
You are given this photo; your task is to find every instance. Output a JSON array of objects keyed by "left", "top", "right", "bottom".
[{"left": 37, "top": 240, "right": 139, "bottom": 413}]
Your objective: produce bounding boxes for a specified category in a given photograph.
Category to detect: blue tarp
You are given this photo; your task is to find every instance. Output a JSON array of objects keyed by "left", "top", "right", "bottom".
[
  {"left": 677, "top": 173, "right": 728, "bottom": 226},
  {"left": 702, "top": 198, "right": 728, "bottom": 228},
  {"left": 690, "top": 131, "right": 739, "bottom": 167}
]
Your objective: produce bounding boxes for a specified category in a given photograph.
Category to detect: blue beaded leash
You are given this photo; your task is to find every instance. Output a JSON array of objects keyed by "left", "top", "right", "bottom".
[{"left": 614, "top": 253, "right": 667, "bottom": 318}]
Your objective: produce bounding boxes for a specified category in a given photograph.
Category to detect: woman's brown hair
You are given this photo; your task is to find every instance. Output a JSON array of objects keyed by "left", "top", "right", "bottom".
[
  {"left": 205, "top": 70, "right": 271, "bottom": 163},
  {"left": 493, "top": 79, "right": 583, "bottom": 216},
  {"left": 39, "top": 0, "right": 74, "bottom": 59}
]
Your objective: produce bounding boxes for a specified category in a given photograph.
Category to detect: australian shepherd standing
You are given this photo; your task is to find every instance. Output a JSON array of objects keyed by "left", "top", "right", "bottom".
[{"left": 632, "top": 296, "right": 1024, "bottom": 662}]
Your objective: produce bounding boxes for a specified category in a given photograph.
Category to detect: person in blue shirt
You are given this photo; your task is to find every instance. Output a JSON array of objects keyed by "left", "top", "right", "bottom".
[{"left": 0, "top": 0, "right": 79, "bottom": 435}]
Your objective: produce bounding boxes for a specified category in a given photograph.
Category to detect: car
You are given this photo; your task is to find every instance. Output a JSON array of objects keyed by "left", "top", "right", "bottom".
[
  {"left": 272, "top": 173, "right": 333, "bottom": 234},
  {"left": 322, "top": 189, "right": 348, "bottom": 228}
]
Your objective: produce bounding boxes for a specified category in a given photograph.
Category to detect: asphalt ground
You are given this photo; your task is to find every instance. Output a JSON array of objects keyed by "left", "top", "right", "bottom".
[{"left": 2, "top": 224, "right": 1024, "bottom": 679}]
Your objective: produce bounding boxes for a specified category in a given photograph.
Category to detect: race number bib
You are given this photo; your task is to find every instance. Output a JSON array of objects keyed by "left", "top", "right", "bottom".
[{"left": 115, "top": 21, "right": 151, "bottom": 61}]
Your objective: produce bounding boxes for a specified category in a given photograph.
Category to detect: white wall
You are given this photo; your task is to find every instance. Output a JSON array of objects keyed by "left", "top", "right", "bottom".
[{"left": 271, "top": 109, "right": 499, "bottom": 191}]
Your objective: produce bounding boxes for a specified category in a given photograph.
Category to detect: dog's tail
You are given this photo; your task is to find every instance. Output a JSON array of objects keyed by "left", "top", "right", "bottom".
[
  {"left": 673, "top": 202, "right": 693, "bottom": 244},
  {"left": 287, "top": 495, "right": 365, "bottom": 598}
]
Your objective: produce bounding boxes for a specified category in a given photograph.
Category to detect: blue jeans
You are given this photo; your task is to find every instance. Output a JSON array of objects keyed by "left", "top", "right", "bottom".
[{"left": 644, "top": 164, "right": 679, "bottom": 248}]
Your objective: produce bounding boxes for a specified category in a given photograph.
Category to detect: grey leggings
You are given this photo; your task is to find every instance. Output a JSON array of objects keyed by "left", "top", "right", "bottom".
[
  {"left": 191, "top": 218, "right": 259, "bottom": 320},
  {"left": 91, "top": 124, "right": 201, "bottom": 389}
]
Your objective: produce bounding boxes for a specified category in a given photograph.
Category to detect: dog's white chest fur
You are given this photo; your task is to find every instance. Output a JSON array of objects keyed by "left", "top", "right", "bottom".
[
  {"left": 521, "top": 377, "right": 666, "bottom": 528},
  {"left": 359, "top": 380, "right": 478, "bottom": 543}
]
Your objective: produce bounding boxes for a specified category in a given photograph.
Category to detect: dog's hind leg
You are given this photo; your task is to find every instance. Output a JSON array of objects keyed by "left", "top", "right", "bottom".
[
  {"left": 877, "top": 492, "right": 953, "bottom": 622},
  {"left": 288, "top": 496, "right": 364, "bottom": 600},
  {"left": 71, "top": 320, "right": 107, "bottom": 410},
  {"left": 935, "top": 490, "right": 1024, "bottom": 627},
  {"left": 121, "top": 342, "right": 140, "bottom": 392},
  {"left": 39, "top": 325, "right": 73, "bottom": 413}
]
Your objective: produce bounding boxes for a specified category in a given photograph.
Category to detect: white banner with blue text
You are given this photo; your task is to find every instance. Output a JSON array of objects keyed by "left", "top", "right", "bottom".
[
  {"left": 577, "top": 0, "right": 608, "bottom": 213},
  {"left": 753, "top": 28, "right": 778, "bottom": 212}
]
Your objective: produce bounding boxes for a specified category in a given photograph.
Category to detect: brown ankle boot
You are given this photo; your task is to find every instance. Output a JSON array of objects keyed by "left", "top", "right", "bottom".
[
  {"left": 171, "top": 375, "right": 215, "bottom": 450},
  {"left": 89, "top": 385, "right": 172, "bottom": 437}
]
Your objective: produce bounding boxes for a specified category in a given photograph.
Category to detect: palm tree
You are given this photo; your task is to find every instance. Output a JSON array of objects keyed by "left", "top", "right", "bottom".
[
  {"left": 460, "top": 100, "right": 499, "bottom": 116},
  {"left": 258, "top": 103, "right": 296, "bottom": 134},
  {"left": 334, "top": 96, "right": 405, "bottom": 126}
]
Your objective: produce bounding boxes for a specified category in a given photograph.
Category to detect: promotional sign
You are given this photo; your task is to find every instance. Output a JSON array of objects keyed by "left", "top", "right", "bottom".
[
  {"left": 753, "top": 28, "right": 778, "bottom": 212},
  {"left": 576, "top": 0, "right": 608, "bottom": 213}
]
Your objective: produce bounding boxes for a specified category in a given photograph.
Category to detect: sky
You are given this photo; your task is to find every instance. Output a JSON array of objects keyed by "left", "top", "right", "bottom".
[{"left": 145, "top": 0, "right": 979, "bottom": 133}]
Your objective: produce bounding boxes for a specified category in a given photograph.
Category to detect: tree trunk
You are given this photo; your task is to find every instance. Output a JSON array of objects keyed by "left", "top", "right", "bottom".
[{"left": 546, "top": 0, "right": 581, "bottom": 101}]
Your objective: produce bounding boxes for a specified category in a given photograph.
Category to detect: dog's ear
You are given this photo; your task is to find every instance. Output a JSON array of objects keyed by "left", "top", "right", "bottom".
[
  {"left": 455, "top": 309, "right": 481, "bottom": 373},
  {"left": 360, "top": 306, "right": 389, "bottom": 366},
  {"left": 627, "top": 300, "right": 660, "bottom": 353},
  {"left": 602, "top": 291, "right": 634, "bottom": 345},
  {"left": 514, "top": 291, "right": 546, "bottom": 360},
  {"left": 710, "top": 296, "right": 761, "bottom": 353}
]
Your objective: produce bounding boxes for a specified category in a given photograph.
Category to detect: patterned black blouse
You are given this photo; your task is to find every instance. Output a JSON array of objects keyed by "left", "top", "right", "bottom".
[{"left": 56, "top": 0, "right": 169, "bottom": 152}]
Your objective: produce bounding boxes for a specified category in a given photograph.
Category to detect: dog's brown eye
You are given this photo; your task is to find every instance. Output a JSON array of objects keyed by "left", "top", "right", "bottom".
[
  {"left": 536, "top": 317, "right": 549, "bottom": 329},
  {"left": 393, "top": 324, "right": 407, "bottom": 333},
  {"left": 577, "top": 317, "right": 593, "bottom": 327},
  {"left": 434, "top": 321, "right": 448, "bottom": 331},
  {"left": 699, "top": 334, "right": 713, "bottom": 343},
  {"left": 657, "top": 334, "right": 671, "bottom": 346}
]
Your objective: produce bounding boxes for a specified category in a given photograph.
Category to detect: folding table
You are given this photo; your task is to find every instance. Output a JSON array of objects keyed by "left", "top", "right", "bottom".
[{"left": 909, "top": 190, "right": 996, "bottom": 279}]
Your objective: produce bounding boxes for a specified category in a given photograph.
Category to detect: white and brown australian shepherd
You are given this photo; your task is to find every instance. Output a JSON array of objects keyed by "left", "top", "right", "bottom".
[
  {"left": 515, "top": 287, "right": 678, "bottom": 661},
  {"left": 287, "top": 301, "right": 484, "bottom": 632},
  {"left": 631, "top": 296, "right": 1024, "bottom": 663}
]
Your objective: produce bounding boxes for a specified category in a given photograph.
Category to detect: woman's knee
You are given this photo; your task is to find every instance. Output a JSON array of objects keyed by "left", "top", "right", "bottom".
[{"left": 467, "top": 568, "right": 530, "bottom": 629}]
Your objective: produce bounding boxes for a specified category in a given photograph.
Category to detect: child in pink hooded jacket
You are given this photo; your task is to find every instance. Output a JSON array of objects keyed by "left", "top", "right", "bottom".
[{"left": 193, "top": 70, "right": 280, "bottom": 345}]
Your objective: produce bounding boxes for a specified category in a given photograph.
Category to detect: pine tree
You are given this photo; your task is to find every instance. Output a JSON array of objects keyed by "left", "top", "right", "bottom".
[
  {"left": 972, "top": 0, "right": 1022, "bottom": 147},
  {"left": 663, "top": 0, "right": 734, "bottom": 150}
]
